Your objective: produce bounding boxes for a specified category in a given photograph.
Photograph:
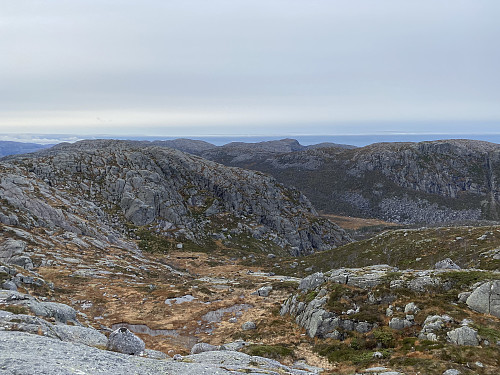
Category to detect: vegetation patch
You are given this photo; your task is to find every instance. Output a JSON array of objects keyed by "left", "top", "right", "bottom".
[
  {"left": 314, "top": 341, "right": 390, "bottom": 365},
  {"left": 242, "top": 344, "right": 294, "bottom": 360},
  {"left": 0, "top": 305, "right": 28, "bottom": 315},
  {"left": 438, "top": 270, "right": 496, "bottom": 290}
]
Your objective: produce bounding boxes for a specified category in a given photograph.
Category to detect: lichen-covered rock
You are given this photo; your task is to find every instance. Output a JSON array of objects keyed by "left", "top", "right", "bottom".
[
  {"left": 190, "top": 343, "right": 221, "bottom": 355},
  {"left": 143, "top": 349, "right": 168, "bottom": 360},
  {"left": 388, "top": 317, "right": 413, "bottom": 330},
  {"left": 404, "top": 302, "right": 420, "bottom": 315},
  {"left": 298, "top": 272, "right": 325, "bottom": 292},
  {"left": 2, "top": 280, "right": 17, "bottom": 291},
  {"left": 52, "top": 325, "right": 108, "bottom": 348},
  {"left": 0, "top": 239, "right": 30, "bottom": 269},
  {"left": 241, "top": 321, "right": 256, "bottom": 330},
  {"left": 0, "top": 330, "right": 319, "bottom": 374},
  {"left": 26, "top": 300, "right": 78, "bottom": 324},
  {"left": 435, "top": 258, "right": 460, "bottom": 270},
  {"left": 446, "top": 326, "right": 480, "bottom": 346},
  {"left": 466, "top": 281, "right": 500, "bottom": 318},
  {"left": 253, "top": 286, "right": 272, "bottom": 297},
  {"left": 107, "top": 327, "right": 145, "bottom": 355},
  {"left": 418, "top": 315, "right": 452, "bottom": 341}
]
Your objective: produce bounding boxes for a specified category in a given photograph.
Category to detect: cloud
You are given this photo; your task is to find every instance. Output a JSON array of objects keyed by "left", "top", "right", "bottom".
[{"left": 0, "top": 0, "right": 499, "bottom": 135}]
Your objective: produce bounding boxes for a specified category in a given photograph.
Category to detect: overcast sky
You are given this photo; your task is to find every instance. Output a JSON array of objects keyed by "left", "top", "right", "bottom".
[{"left": 1, "top": 0, "right": 499, "bottom": 137}]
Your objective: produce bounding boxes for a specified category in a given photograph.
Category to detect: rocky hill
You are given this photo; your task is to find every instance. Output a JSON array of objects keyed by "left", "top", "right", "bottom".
[
  {"left": 1, "top": 138, "right": 498, "bottom": 375},
  {"left": 1, "top": 139, "right": 350, "bottom": 256},
  {"left": 198, "top": 139, "right": 500, "bottom": 225}
]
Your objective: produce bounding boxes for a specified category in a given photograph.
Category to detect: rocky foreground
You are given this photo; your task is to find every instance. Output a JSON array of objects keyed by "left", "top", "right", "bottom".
[{"left": 0, "top": 331, "right": 319, "bottom": 375}]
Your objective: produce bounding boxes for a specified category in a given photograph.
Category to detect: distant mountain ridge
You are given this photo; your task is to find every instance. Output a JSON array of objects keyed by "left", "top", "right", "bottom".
[
  {"left": 184, "top": 138, "right": 500, "bottom": 225},
  {"left": 8, "top": 136, "right": 500, "bottom": 226},
  {"left": 0, "top": 141, "right": 51, "bottom": 157},
  {"left": 147, "top": 137, "right": 356, "bottom": 156}
]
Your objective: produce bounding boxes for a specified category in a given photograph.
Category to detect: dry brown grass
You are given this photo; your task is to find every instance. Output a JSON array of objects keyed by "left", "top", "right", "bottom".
[{"left": 320, "top": 214, "right": 398, "bottom": 230}]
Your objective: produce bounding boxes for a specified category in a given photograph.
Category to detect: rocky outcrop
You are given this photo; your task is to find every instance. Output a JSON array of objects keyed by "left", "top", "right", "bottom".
[
  {"left": 435, "top": 258, "right": 461, "bottom": 270},
  {"left": 0, "top": 290, "right": 107, "bottom": 349},
  {"left": 281, "top": 266, "right": 499, "bottom": 345},
  {"left": 466, "top": 281, "right": 500, "bottom": 318},
  {"left": 190, "top": 342, "right": 221, "bottom": 355},
  {"left": 2, "top": 140, "right": 350, "bottom": 255},
  {"left": 0, "top": 239, "right": 32, "bottom": 270},
  {"left": 197, "top": 139, "right": 500, "bottom": 225},
  {"left": 418, "top": 315, "right": 453, "bottom": 341},
  {"left": 107, "top": 327, "right": 145, "bottom": 355}
]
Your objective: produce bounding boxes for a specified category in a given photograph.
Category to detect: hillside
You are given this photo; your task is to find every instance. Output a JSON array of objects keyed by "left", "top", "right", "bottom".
[
  {"left": 199, "top": 139, "right": 500, "bottom": 225},
  {"left": 1, "top": 139, "right": 350, "bottom": 256}
]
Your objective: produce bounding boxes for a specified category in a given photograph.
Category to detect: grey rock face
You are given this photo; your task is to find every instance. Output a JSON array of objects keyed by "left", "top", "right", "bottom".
[
  {"left": 52, "top": 325, "right": 108, "bottom": 348},
  {"left": 0, "top": 239, "right": 32, "bottom": 269},
  {"left": 404, "top": 302, "right": 420, "bottom": 315},
  {"left": 107, "top": 327, "right": 145, "bottom": 355},
  {"left": 298, "top": 272, "right": 325, "bottom": 292},
  {"left": 201, "top": 139, "right": 500, "bottom": 225},
  {"left": 2, "top": 280, "right": 17, "bottom": 291},
  {"left": 3, "top": 140, "right": 351, "bottom": 255},
  {"left": 446, "top": 326, "right": 480, "bottom": 346},
  {"left": 26, "top": 300, "right": 78, "bottom": 324},
  {"left": 466, "top": 280, "right": 500, "bottom": 318},
  {"left": 0, "top": 330, "right": 318, "bottom": 375},
  {"left": 443, "top": 370, "right": 461, "bottom": 375},
  {"left": 458, "top": 291, "right": 471, "bottom": 303},
  {"left": 0, "top": 311, "right": 58, "bottom": 338},
  {"left": 418, "top": 314, "right": 453, "bottom": 341},
  {"left": 143, "top": 349, "right": 168, "bottom": 360},
  {"left": 435, "top": 258, "right": 461, "bottom": 270}
]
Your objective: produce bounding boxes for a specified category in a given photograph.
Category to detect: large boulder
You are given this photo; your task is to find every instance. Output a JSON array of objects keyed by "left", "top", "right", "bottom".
[
  {"left": 466, "top": 281, "right": 500, "bottom": 318},
  {"left": 389, "top": 317, "right": 413, "bottom": 330},
  {"left": 0, "top": 239, "right": 27, "bottom": 260},
  {"left": 107, "top": 327, "right": 145, "bottom": 355},
  {"left": 241, "top": 321, "right": 256, "bottom": 331},
  {"left": 446, "top": 326, "right": 479, "bottom": 346}
]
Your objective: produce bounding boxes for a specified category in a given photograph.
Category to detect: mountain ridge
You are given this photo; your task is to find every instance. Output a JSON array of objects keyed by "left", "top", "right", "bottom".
[{"left": 1, "top": 139, "right": 350, "bottom": 255}]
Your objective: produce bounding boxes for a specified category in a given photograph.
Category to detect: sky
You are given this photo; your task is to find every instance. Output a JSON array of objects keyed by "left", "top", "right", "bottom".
[{"left": 1, "top": 0, "right": 500, "bottom": 138}]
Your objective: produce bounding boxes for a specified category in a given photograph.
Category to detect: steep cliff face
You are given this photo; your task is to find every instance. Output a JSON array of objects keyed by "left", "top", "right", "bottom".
[
  {"left": 1, "top": 140, "right": 350, "bottom": 255},
  {"left": 201, "top": 139, "right": 500, "bottom": 224}
]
